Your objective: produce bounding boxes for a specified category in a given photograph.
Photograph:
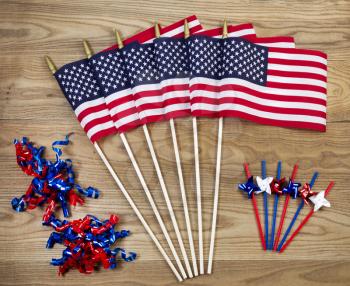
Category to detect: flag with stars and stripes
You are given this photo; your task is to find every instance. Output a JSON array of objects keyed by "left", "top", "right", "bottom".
[
  {"left": 55, "top": 59, "right": 118, "bottom": 142},
  {"left": 189, "top": 31, "right": 295, "bottom": 117},
  {"left": 89, "top": 50, "right": 141, "bottom": 133},
  {"left": 87, "top": 16, "right": 203, "bottom": 131},
  {"left": 152, "top": 24, "right": 260, "bottom": 119},
  {"left": 153, "top": 37, "right": 191, "bottom": 119},
  {"left": 189, "top": 35, "right": 327, "bottom": 131},
  {"left": 122, "top": 42, "right": 165, "bottom": 124}
]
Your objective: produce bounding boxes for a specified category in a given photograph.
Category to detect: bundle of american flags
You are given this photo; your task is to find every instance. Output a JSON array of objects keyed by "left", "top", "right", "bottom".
[{"left": 46, "top": 15, "right": 328, "bottom": 281}]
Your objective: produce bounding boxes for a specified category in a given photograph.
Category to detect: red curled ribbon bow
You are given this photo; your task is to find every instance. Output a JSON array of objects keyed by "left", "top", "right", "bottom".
[
  {"left": 270, "top": 178, "right": 286, "bottom": 195},
  {"left": 299, "top": 182, "right": 316, "bottom": 205}
]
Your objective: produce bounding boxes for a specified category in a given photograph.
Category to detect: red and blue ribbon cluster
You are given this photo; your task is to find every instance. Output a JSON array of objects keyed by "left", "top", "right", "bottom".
[
  {"left": 45, "top": 214, "right": 136, "bottom": 275},
  {"left": 11, "top": 136, "right": 99, "bottom": 222},
  {"left": 11, "top": 136, "right": 137, "bottom": 275}
]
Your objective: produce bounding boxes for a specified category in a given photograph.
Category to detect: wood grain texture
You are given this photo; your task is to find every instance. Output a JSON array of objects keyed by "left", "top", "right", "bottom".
[{"left": 0, "top": 0, "right": 349, "bottom": 285}]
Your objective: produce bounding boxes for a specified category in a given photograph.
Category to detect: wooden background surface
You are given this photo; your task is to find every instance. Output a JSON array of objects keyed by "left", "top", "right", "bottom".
[{"left": 0, "top": 0, "right": 349, "bottom": 285}]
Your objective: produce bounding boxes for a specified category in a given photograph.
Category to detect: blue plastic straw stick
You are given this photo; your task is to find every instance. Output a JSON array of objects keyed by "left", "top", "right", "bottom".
[
  {"left": 262, "top": 160, "right": 268, "bottom": 250},
  {"left": 269, "top": 161, "right": 281, "bottom": 250},
  {"left": 277, "top": 172, "right": 318, "bottom": 251}
]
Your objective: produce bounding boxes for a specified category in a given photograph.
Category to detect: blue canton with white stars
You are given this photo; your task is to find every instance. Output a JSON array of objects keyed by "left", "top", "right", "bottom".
[
  {"left": 222, "top": 38, "right": 268, "bottom": 85},
  {"left": 55, "top": 59, "right": 102, "bottom": 110},
  {"left": 188, "top": 36, "right": 223, "bottom": 79},
  {"left": 153, "top": 38, "right": 189, "bottom": 81},
  {"left": 188, "top": 35, "right": 268, "bottom": 85},
  {"left": 122, "top": 42, "right": 159, "bottom": 86},
  {"left": 90, "top": 50, "right": 131, "bottom": 96}
]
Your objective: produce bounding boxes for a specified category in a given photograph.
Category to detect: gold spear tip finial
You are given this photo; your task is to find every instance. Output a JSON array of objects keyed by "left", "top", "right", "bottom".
[
  {"left": 223, "top": 19, "right": 228, "bottom": 38},
  {"left": 184, "top": 19, "right": 190, "bottom": 39},
  {"left": 45, "top": 56, "right": 57, "bottom": 74},
  {"left": 155, "top": 22, "right": 161, "bottom": 38},
  {"left": 83, "top": 39, "right": 93, "bottom": 59},
  {"left": 114, "top": 28, "right": 124, "bottom": 49}
]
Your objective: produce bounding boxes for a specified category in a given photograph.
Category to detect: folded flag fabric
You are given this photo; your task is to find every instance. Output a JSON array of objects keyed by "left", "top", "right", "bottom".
[{"left": 188, "top": 35, "right": 327, "bottom": 131}]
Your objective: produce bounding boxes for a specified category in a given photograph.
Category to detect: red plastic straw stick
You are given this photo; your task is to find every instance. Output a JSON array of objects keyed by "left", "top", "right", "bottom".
[
  {"left": 273, "top": 195, "right": 290, "bottom": 250},
  {"left": 243, "top": 163, "right": 266, "bottom": 250},
  {"left": 279, "top": 181, "right": 334, "bottom": 253},
  {"left": 291, "top": 164, "right": 298, "bottom": 181},
  {"left": 244, "top": 163, "right": 251, "bottom": 178},
  {"left": 252, "top": 193, "right": 266, "bottom": 250},
  {"left": 273, "top": 164, "right": 298, "bottom": 251}
]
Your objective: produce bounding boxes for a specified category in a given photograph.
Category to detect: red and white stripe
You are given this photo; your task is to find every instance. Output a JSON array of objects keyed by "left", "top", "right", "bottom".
[
  {"left": 100, "top": 15, "right": 203, "bottom": 127},
  {"left": 72, "top": 96, "right": 117, "bottom": 142},
  {"left": 190, "top": 42, "right": 327, "bottom": 131}
]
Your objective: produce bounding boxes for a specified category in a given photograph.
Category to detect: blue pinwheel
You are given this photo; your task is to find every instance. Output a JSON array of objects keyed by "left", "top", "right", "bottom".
[
  {"left": 282, "top": 179, "right": 301, "bottom": 199},
  {"left": 238, "top": 176, "right": 261, "bottom": 198}
]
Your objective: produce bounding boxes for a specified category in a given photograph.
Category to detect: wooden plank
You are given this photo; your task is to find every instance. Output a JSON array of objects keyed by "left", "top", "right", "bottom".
[{"left": 0, "top": 0, "right": 349, "bottom": 284}]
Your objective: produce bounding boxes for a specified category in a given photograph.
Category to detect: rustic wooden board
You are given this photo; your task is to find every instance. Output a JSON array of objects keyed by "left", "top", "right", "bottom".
[{"left": 0, "top": 0, "right": 349, "bottom": 285}]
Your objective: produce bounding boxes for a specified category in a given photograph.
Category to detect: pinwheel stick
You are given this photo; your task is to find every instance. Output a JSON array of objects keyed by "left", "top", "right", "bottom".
[
  {"left": 269, "top": 160, "right": 282, "bottom": 250},
  {"left": 277, "top": 172, "right": 318, "bottom": 251},
  {"left": 207, "top": 19, "right": 228, "bottom": 275},
  {"left": 273, "top": 164, "right": 298, "bottom": 251},
  {"left": 244, "top": 163, "right": 266, "bottom": 250},
  {"left": 279, "top": 181, "right": 334, "bottom": 253},
  {"left": 261, "top": 160, "right": 268, "bottom": 250},
  {"left": 45, "top": 56, "right": 183, "bottom": 282}
]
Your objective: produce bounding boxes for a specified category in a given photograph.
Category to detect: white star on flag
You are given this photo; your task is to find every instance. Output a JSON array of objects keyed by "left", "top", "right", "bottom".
[
  {"left": 309, "top": 191, "right": 331, "bottom": 211},
  {"left": 256, "top": 176, "right": 274, "bottom": 194}
]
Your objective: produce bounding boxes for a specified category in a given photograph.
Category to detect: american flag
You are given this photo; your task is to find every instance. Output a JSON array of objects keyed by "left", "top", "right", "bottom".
[
  {"left": 89, "top": 50, "right": 142, "bottom": 133},
  {"left": 122, "top": 42, "right": 165, "bottom": 124},
  {"left": 153, "top": 37, "right": 191, "bottom": 119},
  {"left": 55, "top": 16, "right": 203, "bottom": 138},
  {"left": 188, "top": 35, "right": 327, "bottom": 131},
  {"left": 55, "top": 59, "right": 118, "bottom": 142},
  {"left": 129, "top": 24, "right": 259, "bottom": 121},
  {"left": 88, "top": 16, "right": 203, "bottom": 129},
  {"left": 152, "top": 24, "right": 282, "bottom": 119}
]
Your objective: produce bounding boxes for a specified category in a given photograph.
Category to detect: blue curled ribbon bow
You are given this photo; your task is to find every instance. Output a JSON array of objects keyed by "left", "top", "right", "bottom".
[
  {"left": 11, "top": 135, "right": 99, "bottom": 219},
  {"left": 282, "top": 179, "right": 301, "bottom": 199},
  {"left": 238, "top": 176, "right": 261, "bottom": 198},
  {"left": 46, "top": 214, "right": 137, "bottom": 274}
]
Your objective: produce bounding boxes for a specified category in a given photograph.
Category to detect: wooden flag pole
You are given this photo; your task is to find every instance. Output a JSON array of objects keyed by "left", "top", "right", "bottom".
[
  {"left": 207, "top": 20, "right": 228, "bottom": 275},
  {"left": 82, "top": 40, "right": 188, "bottom": 280},
  {"left": 45, "top": 56, "right": 183, "bottom": 282},
  {"left": 155, "top": 21, "right": 198, "bottom": 276},
  {"left": 184, "top": 19, "right": 204, "bottom": 275},
  {"left": 117, "top": 28, "right": 194, "bottom": 278}
]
